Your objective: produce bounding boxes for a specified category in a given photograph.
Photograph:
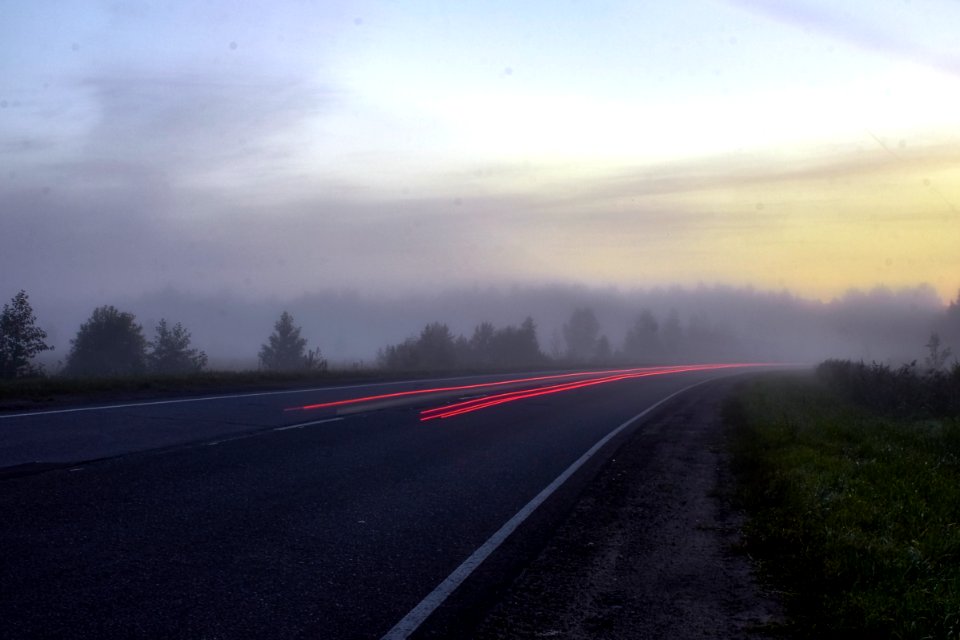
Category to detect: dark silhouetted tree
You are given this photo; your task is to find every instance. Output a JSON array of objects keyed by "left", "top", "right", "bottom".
[
  {"left": 484, "top": 316, "right": 544, "bottom": 367},
  {"left": 943, "top": 291, "right": 960, "bottom": 350},
  {"left": 148, "top": 319, "right": 208, "bottom": 374},
  {"left": 925, "top": 332, "right": 952, "bottom": 371},
  {"left": 259, "top": 311, "right": 326, "bottom": 372},
  {"left": 621, "top": 309, "right": 660, "bottom": 362},
  {"left": 563, "top": 307, "right": 600, "bottom": 362},
  {"left": 379, "top": 339, "right": 418, "bottom": 370},
  {"left": 0, "top": 290, "right": 53, "bottom": 379},
  {"left": 469, "top": 321, "right": 497, "bottom": 367},
  {"left": 379, "top": 323, "right": 461, "bottom": 371},
  {"left": 515, "top": 316, "right": 544, "bottom": 365},
  {"left": 65, "top": 306, "right": 148, "bottom": 377},
  {"left": 453, "top": 334, "right": 472, "bottom": 365},
  {"left": 413, "top": 322, "right": 458, "bottom": 370},
  {"left": 380, "top": 318, "right": 543, "bottom": 372}
]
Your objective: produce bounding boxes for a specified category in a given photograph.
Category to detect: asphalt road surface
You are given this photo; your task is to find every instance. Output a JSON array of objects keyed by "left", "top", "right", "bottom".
[{"left": 0, "top": 365, "right": 771, "bottom": 639}]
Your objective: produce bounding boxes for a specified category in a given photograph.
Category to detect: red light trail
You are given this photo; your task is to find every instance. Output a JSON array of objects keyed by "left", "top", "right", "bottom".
[
  {"left": 419, "top": 364, "right": 750, "bottom": 421},
  {"left": 285, "top": 363, "right": 774, "bottom": 420},
  {"left": 285, "top": 366, "right": 687, "bottom": 412}
]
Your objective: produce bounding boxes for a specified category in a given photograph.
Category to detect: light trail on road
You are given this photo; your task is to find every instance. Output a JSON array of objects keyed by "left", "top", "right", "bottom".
[
  {"left": 285, "top": 363, "right": 777, "bottom": 419},
  {"left": 419, "top": 363, "right": 755, "bottom": 421},
  {"left": 285, "top": 366, "right": 695, "bottom": 413}
]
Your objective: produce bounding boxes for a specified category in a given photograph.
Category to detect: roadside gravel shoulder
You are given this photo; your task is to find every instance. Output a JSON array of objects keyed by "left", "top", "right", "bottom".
[{"left": 472, "top": 380, "right": 784, "bottom": 639}]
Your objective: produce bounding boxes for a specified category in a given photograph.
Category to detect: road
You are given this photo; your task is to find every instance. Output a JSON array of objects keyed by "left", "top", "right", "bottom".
[{"left": 0, "top": 365, "right": 770, "bottom": 639}]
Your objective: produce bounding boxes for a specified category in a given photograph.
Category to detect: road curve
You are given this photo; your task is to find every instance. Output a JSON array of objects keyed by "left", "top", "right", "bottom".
[{"left": 0, "top": 365, "right": 772, "bottom": 638}]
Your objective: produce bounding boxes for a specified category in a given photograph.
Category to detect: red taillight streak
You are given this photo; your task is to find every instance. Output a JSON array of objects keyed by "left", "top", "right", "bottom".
[
  {"left": 420, "top": 368, "right": 681, "bottom": 419},
  {"left": 419, "top": 373, "right": 659, "bottom": 421},
  {"left": 419, "top": 363, "right": 749, "bottom": 421},
  {"left": 285, "top": 366, "right": 691, "bottom": 412}
]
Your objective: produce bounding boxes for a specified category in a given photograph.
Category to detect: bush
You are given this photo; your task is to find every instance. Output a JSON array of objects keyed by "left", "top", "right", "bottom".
[
  {"left": 815, "top": 359, "right": 960, "bottom": 419},
  {"left": 64, "top": 306, "right": 148, "bottom": 377}
]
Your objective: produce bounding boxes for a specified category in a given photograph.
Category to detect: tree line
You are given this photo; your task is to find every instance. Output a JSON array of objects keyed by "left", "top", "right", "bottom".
[
  {"left": 0, "top": 291, "right": 325, "bottom": 379},
  {"left": 378, "top": 317, "right": 545, "bottom": 371},
  {"left": 3, "top": 288, "right": 959, "bottom": 379},
  {"left": 374, "top": 306, "right": 740, "bottom": 371}
]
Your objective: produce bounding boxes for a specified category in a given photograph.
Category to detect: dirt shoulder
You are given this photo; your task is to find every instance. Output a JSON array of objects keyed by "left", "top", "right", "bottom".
[{"left": 472, "top": 379, "right": 784, "bottom": 639}]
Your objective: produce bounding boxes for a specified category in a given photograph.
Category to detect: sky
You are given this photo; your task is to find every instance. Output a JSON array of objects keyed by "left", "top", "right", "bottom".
[{"left": 2, "top": 0, "right": 959, "bottom": 306}]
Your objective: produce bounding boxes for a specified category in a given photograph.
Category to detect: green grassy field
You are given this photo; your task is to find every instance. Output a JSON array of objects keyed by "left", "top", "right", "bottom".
[{"left": 725, "top": 368, "right": 960, "bottom": 638}]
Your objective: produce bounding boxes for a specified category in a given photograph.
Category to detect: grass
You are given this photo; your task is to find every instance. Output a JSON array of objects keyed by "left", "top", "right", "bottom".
[{"left": 725, "top": 371, "right": 960, "bottom": 639}]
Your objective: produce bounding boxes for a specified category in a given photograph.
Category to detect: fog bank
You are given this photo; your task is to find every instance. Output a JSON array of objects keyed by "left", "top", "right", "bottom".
[{"left": 21, "top": 282, "right": 957, "bottom": 372}]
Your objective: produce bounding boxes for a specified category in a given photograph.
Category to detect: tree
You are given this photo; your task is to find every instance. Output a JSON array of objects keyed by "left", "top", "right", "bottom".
[
  {"left": 515, "top": 316, "right": 544, "bottom": 365},
  {"left": 413, "top": 322, "right": 458, "bottom": 370},
  {"left": 378, "top": 338, "right": 418, "bottom": 370},
  {"left": 379, "top": 322, "right": 466, "bottom": 371},
  {"left": 924, "top": 332, "right": 952, "bottom": 371},
  {"left": 148, "top": 319, "right": 208, "bottom": 374},
  {"left": 0, "top": 290, "right": 53, "bottom": 378},
  {"left": 65, "top": 306, "right": 148, "bottom": 377},
  {"left": 469, "top": 322, "right": 497, "bottom": 366},
  {"left": 563, "top": 307, "right": 600, "bottom": 362},
  {"left": 944, "top": 290, "right": 960, "bottom": 346},
  {"left": 621, "top": 309, "right": 660, "bottom": 362},
  {"left": 259, "top": 311, "right": 326, "bottom": 372},
  {"left": 302, "top": 346, "right": 327, "bottom": 371},
  {"left": 488, "top": 317, "right": 544, "bottom": 368}
]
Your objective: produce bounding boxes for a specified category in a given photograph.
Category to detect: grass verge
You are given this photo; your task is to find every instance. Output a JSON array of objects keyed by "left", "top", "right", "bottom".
[{"left": 725, "top": 372, "right": 960, "bottom": 638}]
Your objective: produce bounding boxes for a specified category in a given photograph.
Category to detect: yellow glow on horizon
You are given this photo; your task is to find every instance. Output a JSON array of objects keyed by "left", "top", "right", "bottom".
[{"left": 498, "top": 144, "right": 960, "bottom": 302}]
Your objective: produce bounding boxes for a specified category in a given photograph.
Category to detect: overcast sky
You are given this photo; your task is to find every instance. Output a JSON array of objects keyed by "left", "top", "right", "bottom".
[{"left": 2, "top": 0, "right": 959, "bottom": 305}]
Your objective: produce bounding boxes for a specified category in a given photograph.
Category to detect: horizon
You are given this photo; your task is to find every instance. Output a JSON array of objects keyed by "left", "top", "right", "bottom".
[{"left": 14, "top": 280, "right": 957, "bottom": 370}]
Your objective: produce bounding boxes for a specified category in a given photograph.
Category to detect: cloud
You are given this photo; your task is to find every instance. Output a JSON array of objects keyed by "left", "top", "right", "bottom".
[
  {"left": 0, "top": 184, "right": 532, "bottom": 302},
  {"left": 77, "top": 72, "right": 335, "bottom": 180},
  {"left": 7, "top": 137, "right": 956, "bottom": 306},
  {"left": 0, "top": 70, "right": 338, "bottom": 198},
  {"left": 535, "top": 143, "right": 960, "bottom": 213}
]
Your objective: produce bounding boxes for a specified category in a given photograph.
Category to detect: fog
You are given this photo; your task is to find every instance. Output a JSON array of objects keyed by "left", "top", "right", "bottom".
[
  {"left": 4, "top": 2, "right": 959, "bottom": 373},
  {"left": 24, "top": 282, "right": 956, "bottom": 372}
]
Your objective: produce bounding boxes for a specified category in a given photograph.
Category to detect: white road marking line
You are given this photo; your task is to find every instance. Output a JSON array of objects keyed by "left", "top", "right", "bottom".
[
  {"left": 0, "top": 373, "right": 549, "bottom": 420},
  {"left": 380, "top": 379, "right": 711, "bottom": 640},
  {"left": 274, "top": 417, "right": 344, "bottom": 431}
]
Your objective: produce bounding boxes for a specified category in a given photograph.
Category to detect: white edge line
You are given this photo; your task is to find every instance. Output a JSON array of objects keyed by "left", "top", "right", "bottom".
[
  {"left": 274, "top": 417, "right": 344, "bottom": 431},
  {"left": 380, "top": 378, "right": 712, "bottom": 640},
  {"left": 0, "top": 372, "right": 552, "bottom": 420}
]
